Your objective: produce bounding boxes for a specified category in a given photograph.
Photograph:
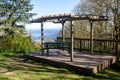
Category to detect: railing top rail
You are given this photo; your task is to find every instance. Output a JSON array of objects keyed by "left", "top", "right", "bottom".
[{"left": 57, "top": 37, "right": 120, "bottom": 42}]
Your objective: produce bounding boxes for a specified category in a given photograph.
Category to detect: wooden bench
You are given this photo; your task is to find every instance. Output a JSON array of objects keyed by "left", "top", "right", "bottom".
[{"left": 44, "top": 42, "right": 70, "bottom": 56}]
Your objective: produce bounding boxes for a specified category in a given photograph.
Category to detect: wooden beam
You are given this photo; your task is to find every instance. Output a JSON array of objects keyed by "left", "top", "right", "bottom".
[
  {"left": 30, "top": 14, "right": 109, "bottom": 23},
  {"left": 90, "top": 20, "right": 93, "bottom": 55},
  {"left": 41, "top": 22, "right": 44, "bottom": 56},
  {"left": 70, "top": 20, "right": 74, "bottom": 61}
]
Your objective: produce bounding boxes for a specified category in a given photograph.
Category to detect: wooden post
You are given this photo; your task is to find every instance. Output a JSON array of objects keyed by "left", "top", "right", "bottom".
[
  {"left": 80, "top": 40, "right": 82, "bottom": 51},
  {"left": 90, "top": 20, "right": 93, "bottom": 55},
  {"left": 62, "top": 22, "right": 65, "bottom": 50},
  {"left": 41, "top": 22, "right": 44, "bottom": 56},
  {"left": 114, "top": 0, "right": 119, "bottom": 61},
  {"left": 115, "top": 27, "right": 119, "bottom": 61},
  {"left": 70, "top": 20, "right": 74, "bottom": 61}
]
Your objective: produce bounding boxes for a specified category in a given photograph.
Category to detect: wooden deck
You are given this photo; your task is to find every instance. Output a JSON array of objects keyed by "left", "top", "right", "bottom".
[{"left": 25, "top": 49, "right": 116, "bottom": 75}]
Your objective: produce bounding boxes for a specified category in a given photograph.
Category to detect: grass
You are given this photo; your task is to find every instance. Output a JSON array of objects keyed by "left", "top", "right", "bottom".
[{"left": 0, "top": 53, "right": 120, "bottom": 80}]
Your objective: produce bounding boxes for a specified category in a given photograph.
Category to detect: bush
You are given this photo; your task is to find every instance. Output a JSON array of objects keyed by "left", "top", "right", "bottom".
[{"left": 0, "top": 34, "right": 39, "bottom": 54}]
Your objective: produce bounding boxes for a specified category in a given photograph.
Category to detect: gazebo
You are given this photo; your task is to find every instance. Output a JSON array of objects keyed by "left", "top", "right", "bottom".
[{"left": 30, "top": 13, "right": 109, "bottom": 61}]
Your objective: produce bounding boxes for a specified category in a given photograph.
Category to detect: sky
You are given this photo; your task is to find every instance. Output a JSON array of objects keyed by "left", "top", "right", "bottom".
[{"left": 25, "top": 0, "right": 80, "bottom": 30}]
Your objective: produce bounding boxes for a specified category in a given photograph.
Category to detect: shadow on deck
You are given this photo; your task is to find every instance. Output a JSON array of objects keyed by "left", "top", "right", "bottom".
[{"left": 24, "top": 49, "right": 116, "bottom": 75}]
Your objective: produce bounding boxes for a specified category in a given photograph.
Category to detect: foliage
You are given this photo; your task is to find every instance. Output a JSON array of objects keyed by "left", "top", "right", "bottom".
[
  {"left": 0, "top": 0, "right": 35, "bottom": 27},
  {"left": 58, "top": 21, "right": 90, "bottom": 38},
  {"left": 60, "top": 0, "right": 120, "bottom": 40},
  {"left": 0, "top": 33, "right": 39, "bottom": 54},
  {"left": 45, "top": 37, "right": 55, "bottom": 42},
  {"left": 0, "top": 0, "right": 38, "bottom": 54}
]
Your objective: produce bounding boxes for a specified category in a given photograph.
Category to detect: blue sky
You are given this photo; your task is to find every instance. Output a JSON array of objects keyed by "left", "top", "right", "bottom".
[{"left": 25, "top": 0, "right": 80, "bottom": 30}]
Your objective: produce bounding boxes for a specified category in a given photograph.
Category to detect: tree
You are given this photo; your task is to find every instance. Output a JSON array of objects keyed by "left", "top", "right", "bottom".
[
  {"left": 0, "top": 0, "right": 38, "bottom": 53},
  {"left": 0, "top": 0, "right": 35, "bottom": 35},
  {"left": 58, "top": 20, "right": 90, "bottom": 38},
  {"left": 73, "top": 0, "right": 120, "bottom": 39},
  {"left": 0, "top": 0, "right": 34, "bottom": 27}
]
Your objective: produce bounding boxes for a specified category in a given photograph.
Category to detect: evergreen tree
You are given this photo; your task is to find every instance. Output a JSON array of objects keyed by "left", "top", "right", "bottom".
[
  {"left": 0, "top": 0, "right": 35, "bottom": 35},
  {"left": 0, "top": 0, "right": 38, "bottom": 53},
  {"left": 0, "top": 0, "right": 34, "bottom": 27}
]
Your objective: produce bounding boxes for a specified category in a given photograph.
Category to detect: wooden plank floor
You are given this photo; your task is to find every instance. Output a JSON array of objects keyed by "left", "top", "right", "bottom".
[{"left": 25, "top": 49, "right": 116, "bottom": 75}]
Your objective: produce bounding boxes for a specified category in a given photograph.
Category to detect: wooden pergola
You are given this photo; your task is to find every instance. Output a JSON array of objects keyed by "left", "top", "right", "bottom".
[{"left": 30, "top": 13, "right": 109, "bottom": 61}]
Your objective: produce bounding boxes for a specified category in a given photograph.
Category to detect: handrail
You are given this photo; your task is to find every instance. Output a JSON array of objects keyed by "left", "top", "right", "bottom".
[{"left": 57, "top": 37, "right": 120, "bottom": 54}]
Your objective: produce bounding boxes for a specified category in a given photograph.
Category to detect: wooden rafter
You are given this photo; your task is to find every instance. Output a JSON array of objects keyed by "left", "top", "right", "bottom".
[{"left": 30, "top": 13, "right": 109, "bottom": 23}]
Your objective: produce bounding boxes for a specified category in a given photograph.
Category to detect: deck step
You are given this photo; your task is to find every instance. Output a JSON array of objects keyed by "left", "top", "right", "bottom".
[
  {"left": 96, "top": 58, "right": 116, "bottom": 72},
  {"left": 24, "top": 52, "right": 116, "bottom": 75}
]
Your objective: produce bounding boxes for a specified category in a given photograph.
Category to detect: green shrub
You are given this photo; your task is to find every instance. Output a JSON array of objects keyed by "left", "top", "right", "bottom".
[{"left": 0, "top": 34, "right": 39, "bottom": 54}]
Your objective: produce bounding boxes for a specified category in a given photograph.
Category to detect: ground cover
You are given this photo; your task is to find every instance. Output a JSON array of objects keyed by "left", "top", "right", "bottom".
[{"left": 0, "top": 53, "right": 120, "bottom": 80}]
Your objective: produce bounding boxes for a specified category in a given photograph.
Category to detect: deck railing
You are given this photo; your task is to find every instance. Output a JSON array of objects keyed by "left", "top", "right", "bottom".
[{"left": 57, "top": 37, "right": 120, "bottom": 54}]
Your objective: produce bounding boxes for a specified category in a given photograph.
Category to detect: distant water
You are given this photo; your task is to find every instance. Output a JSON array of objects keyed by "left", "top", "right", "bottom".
[{"left": 27, "top": 29, "right": 60, "bottom": 42}]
